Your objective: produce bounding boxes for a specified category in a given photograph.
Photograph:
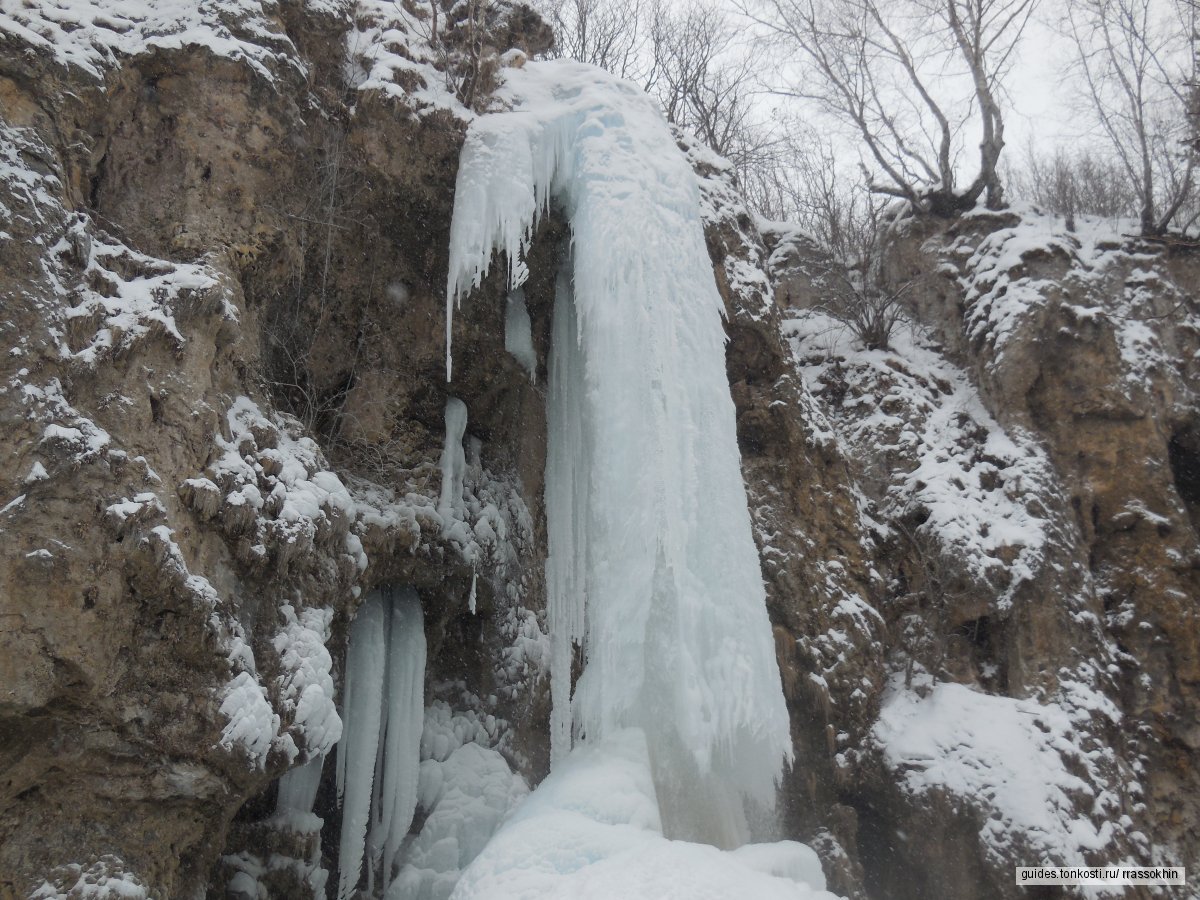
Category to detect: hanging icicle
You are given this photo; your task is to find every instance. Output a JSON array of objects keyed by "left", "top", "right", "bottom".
[{"left": 335, "top": 588, "right": 426, "bottom": 899}]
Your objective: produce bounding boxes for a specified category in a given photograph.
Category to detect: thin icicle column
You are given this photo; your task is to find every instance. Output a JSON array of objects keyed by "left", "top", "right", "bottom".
[{"left": 334, "top": 589, "right": 426, "bottom": 899}]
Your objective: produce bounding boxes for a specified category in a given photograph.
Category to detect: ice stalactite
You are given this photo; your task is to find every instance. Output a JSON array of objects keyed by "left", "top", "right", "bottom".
[
  {"left": 276, "top": 753, "right": 324, "bottom": 818},
  {"left": 504, "top": 287, "right": 537, "bottom": 380},
  {"left": 335, "top": 589, "right": 427, "bottom": 900},
  {"left": 444, "top": 59, "right": 824, "bottom": 899},
  {"left": 437, "top": 398, "right": 468, "bottom": 524},
  {"left": 336, "top": 597, "right": 386, "bottom": 900}
]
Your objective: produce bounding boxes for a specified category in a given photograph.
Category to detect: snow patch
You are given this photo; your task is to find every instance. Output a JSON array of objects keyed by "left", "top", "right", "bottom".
[
  {"left": 451, "top": 729, "right": 838, "bottom": 900},
  {"left": 873, "top": 677, "right": 1131, "bottom": 869},
  {"left": 30, "top": 855, "right": 149, "bottom": 900}
]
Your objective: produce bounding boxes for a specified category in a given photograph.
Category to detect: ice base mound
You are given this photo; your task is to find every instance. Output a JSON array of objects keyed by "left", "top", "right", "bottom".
[{"left": 451, "top": 730, "right": 838, "bottom": 900}]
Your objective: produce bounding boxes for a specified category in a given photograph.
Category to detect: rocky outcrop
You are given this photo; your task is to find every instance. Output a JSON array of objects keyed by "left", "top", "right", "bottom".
[
  {"left": 896, "top": 211, "right": 1200, "bottom": 878},
  {"left": 770, "top": 208, "right": 1200, "bottom": 896},
  {"left": 1, "top": 3, "right": 553, "bottom": 897}
]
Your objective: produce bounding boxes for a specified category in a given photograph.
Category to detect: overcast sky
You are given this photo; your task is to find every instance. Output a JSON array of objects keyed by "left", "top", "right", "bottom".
[{"left": 702, "top": 0, "right": 1188, "bottom": 179}]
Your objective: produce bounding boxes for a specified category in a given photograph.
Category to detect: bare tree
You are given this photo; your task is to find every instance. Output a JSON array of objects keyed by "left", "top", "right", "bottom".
[
  {"left": 536, "top": 0, "right": 664, "bottom": 85},
  {"left": 741, "top": 0, "right": 1036, "bottom": 213},
  {"left": 652, "top": 2, "right": 779, "bottom": 177},
  {"left": 1064, "top": 0, "right": 1198, "bottom": 235},
  {"left": 534, "top": 0, "right": 781, "bottom": 192}
]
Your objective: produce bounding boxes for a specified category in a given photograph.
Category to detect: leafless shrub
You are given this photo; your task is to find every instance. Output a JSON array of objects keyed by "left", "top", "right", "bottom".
[
  {"left": 535, "top": 0, "right": 662, "bottom": 82},
  {"left": 765, "top": 134, "right": 915, "bottom": 349},
  {"left": 1004, "top": 144, "right": 1141, "bottom": 222},
  {"left": 534, "top": 0, "right": 778, "bottom": 182},
  {"left": 259, "top": 132, "right": 370, "bottom": 437}
]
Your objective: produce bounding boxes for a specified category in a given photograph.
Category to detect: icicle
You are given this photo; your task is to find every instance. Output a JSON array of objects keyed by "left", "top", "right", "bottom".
[
  {"left": 364, "top": 711, "right": 388, "bottom": 896},
  {"left": 336, "top": 595, "right": 387, "bottom": 900},
  {"left": 437, "top": 397, "right": 468, "bottom": 524},
  {"left": 505, "top": 287, "right": 537, "bottom": 380},
  {"left": 276, "top": 754, "right": 324, "bottom": 816},
  {"left": 335, "top": 589, "right": 427, "bottom": 899},
  {"left": 378, "top": 589, "right": 426, "bottom": 894},
  {"left": 468, "top": 568, "right": 478, "bottom": 615}
]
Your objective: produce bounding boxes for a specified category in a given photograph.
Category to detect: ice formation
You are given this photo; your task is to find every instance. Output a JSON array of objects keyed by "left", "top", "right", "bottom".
[
  {"left": 445, "top": 58, "right": 805, "bottom": 894},
  {"left": 438, "top": 398, "right": 468, "bottom": 523},
  {"left": 389, "top": 703, "right": 530, "bottom": 900},
  {"left": 504, "top": 288, "right": 538, "bottom": 379},
  {"left": 335, "top": 589, "right": 427, "bottom": 899},
  {"left": 277, "top": 753, "right": 325, "bottom": 819},
  {"left": 452, "top": 730, "right": 837, "bottom": 900}
]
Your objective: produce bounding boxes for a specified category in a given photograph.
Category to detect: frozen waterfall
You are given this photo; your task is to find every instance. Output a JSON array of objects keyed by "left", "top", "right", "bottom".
[{"left": 445, "top": 59, "right": 831, "bottom": 898}]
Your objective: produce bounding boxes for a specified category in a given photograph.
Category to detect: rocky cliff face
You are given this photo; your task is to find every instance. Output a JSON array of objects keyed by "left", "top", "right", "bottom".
[
  {"left": 771, "top": 210, "right": 1200, "bottom": 896},
  {"left": 0, "top": 3, "right": 1196, "bottom": 899}
]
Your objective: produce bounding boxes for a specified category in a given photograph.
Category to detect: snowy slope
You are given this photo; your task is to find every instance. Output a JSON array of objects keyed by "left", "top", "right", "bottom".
[{"left": 786, "top": 310, "right": 1057, "bottom": 610}]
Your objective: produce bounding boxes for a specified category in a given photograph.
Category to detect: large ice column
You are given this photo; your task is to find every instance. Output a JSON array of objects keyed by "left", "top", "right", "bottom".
[
  {"left": 335, "top": 589, "right": 427, "bottom": 899},
  {"left": 446, "top": 60, "right": 792, "bottom": 841}
]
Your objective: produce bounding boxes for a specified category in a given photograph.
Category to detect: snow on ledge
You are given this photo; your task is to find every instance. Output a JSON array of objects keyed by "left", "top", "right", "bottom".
[{"left": 0, "top": 0, "right": 304, "bottom": 84}]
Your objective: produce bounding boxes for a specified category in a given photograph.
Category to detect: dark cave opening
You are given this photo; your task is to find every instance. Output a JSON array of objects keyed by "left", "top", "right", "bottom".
[
  {"left": 952, "top": 614, "right": 992, "bottom": 651},
  {"left": 950, "top": 614, "right": 1007, "bottom": 691}
]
